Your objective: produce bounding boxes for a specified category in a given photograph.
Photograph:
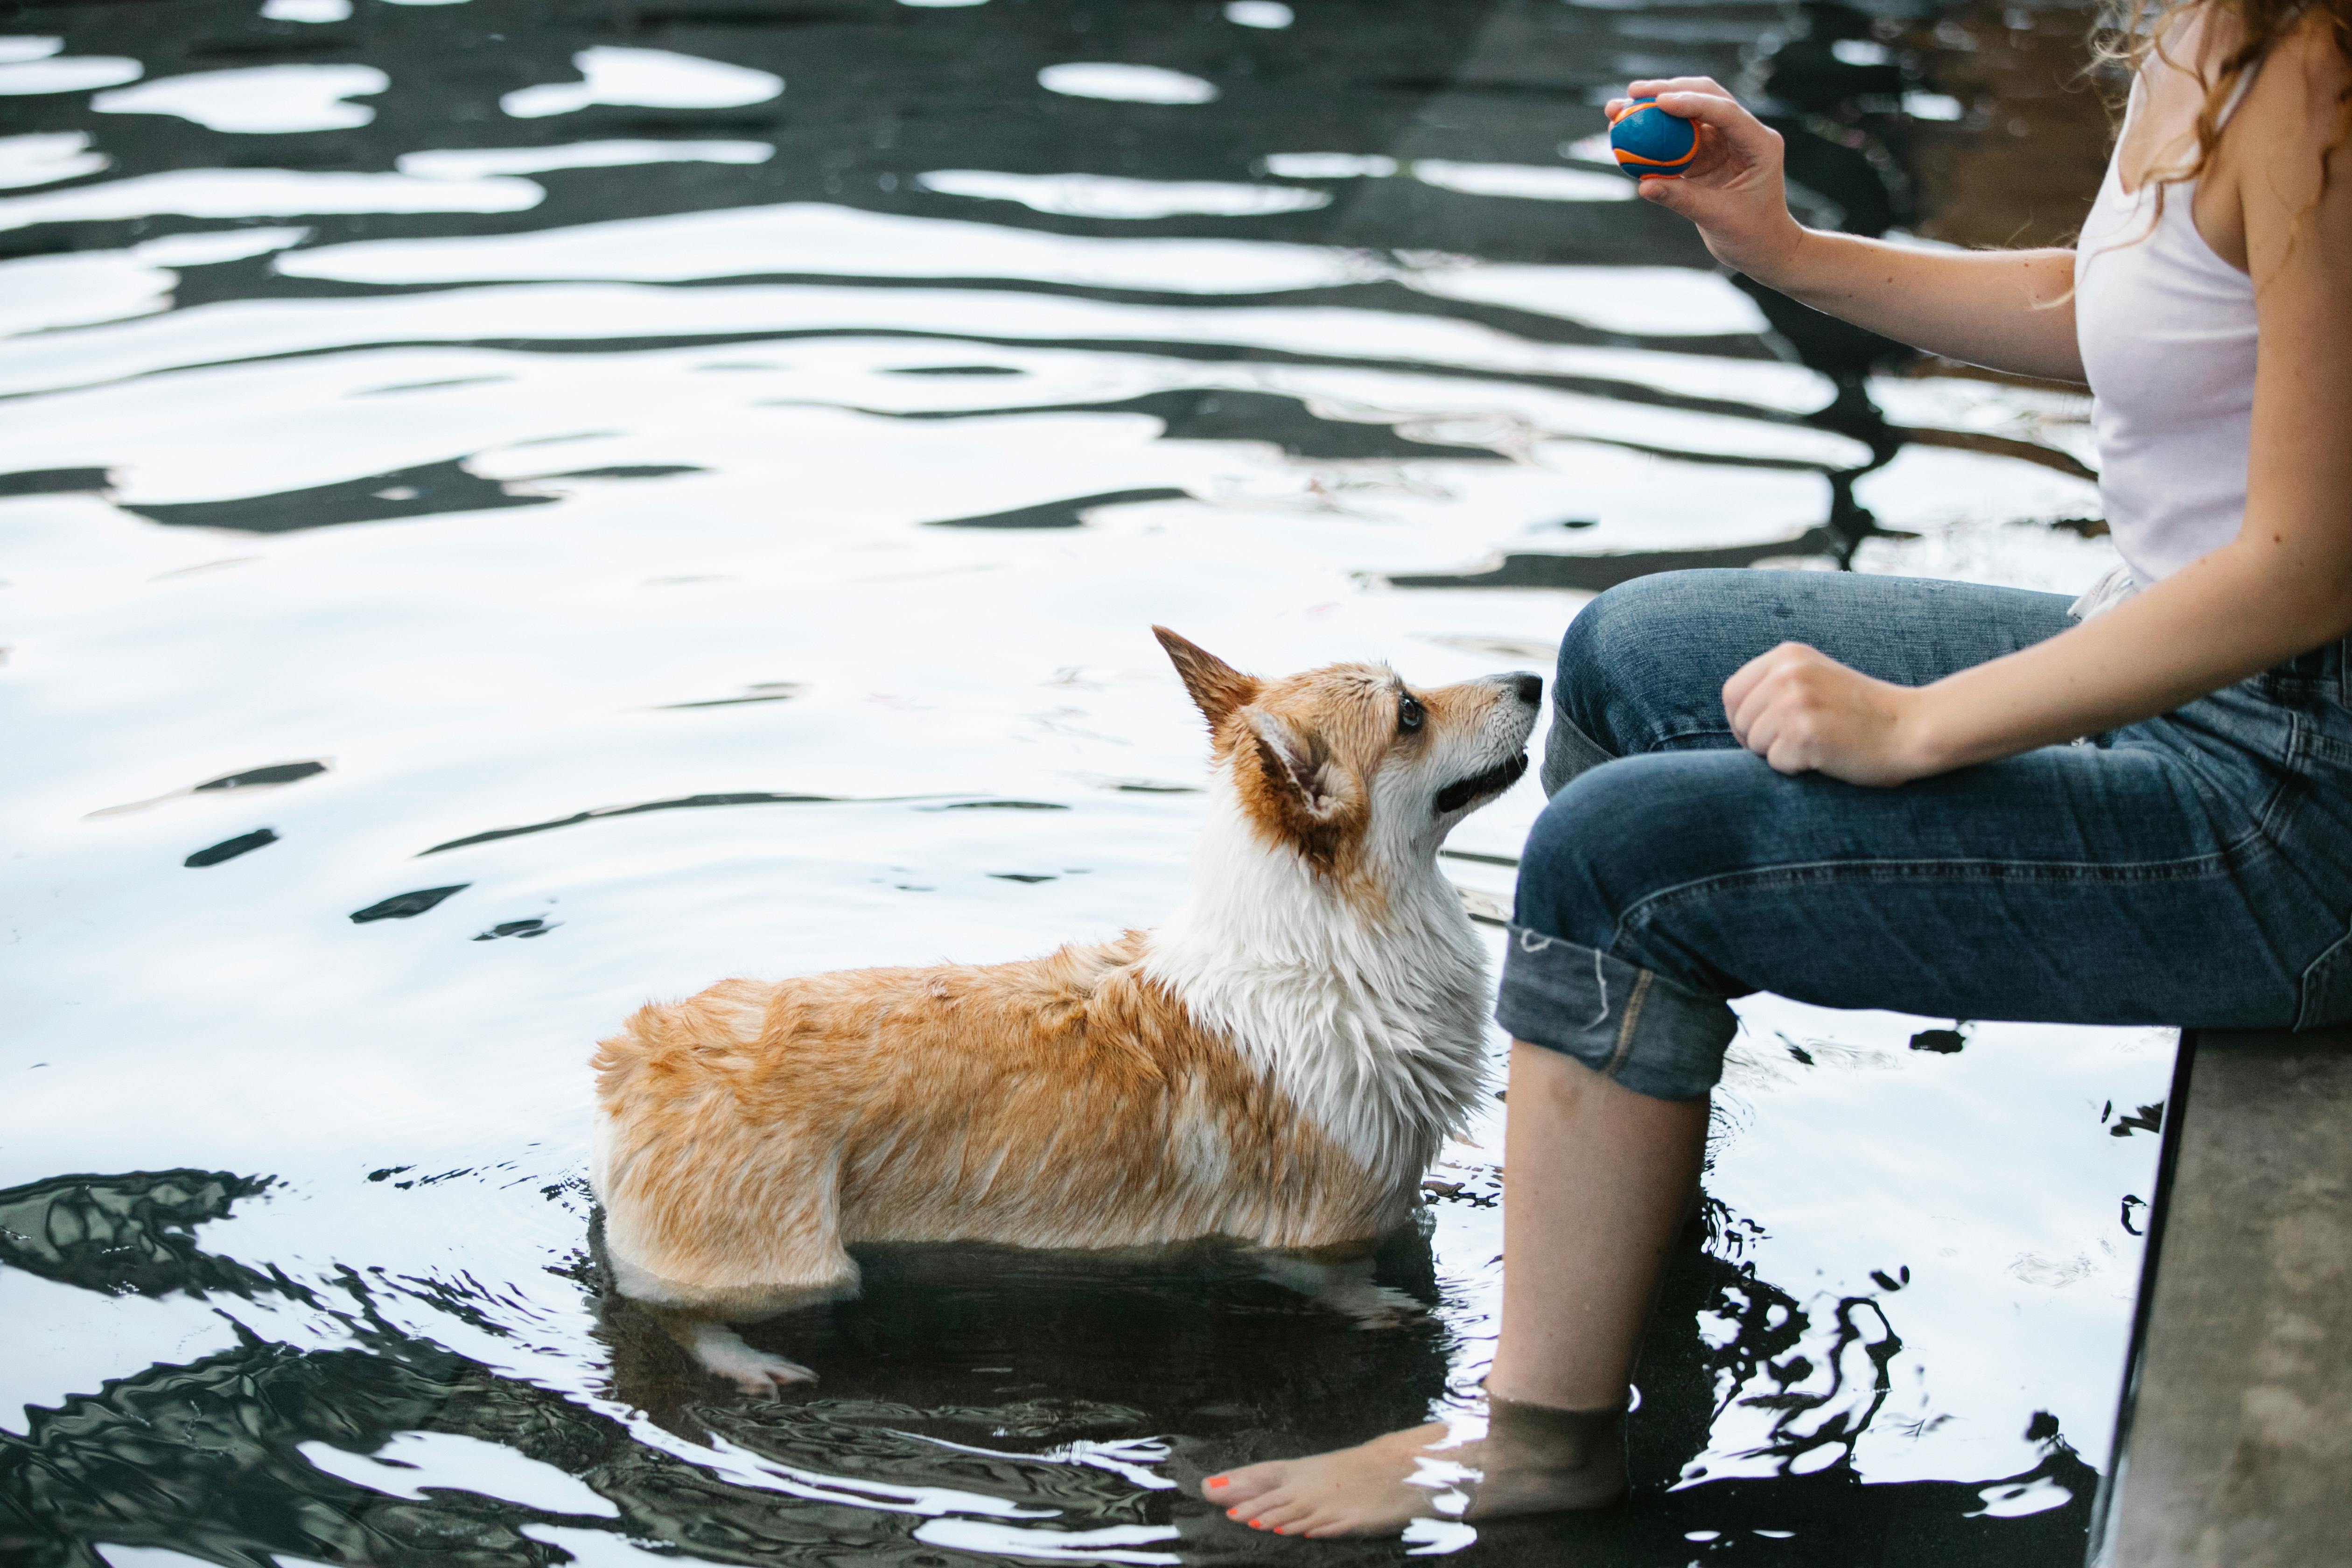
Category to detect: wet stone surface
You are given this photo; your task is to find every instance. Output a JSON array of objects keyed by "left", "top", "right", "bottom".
[{"left": 2, "top": 0, "right": 2164, "bottom": 1563}]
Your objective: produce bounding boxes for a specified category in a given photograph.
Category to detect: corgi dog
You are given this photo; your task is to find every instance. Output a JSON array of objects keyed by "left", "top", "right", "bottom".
[{"left": 589, "top": 629, "right": 1540, "bottom": 1391}]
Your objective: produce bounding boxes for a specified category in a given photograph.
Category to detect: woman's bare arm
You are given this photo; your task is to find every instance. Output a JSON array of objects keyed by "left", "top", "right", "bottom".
[
  {"left": 1717, "top": 25, "right": 2352, "bottom": 785},
  {"left": 1622, "top": 77, "right": 2085, "bottom": 381}
]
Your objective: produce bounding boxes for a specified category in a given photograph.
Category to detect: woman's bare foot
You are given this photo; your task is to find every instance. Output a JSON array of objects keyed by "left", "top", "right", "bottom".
[{"left": 1199, "top": 1398, "right": 1627, "bottom": 1539}]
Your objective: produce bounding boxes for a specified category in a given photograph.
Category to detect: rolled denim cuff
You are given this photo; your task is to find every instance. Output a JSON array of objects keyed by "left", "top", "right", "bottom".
[
  {"left": 1540, "top": 707, "right": 1614, "bottom": 797},
  {"left": 1496, "top": 924, "right": 1736, "bottom": 1101}
]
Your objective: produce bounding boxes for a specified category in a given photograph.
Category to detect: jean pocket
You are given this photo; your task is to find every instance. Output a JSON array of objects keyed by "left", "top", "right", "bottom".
[
  {"left": 2297, "top": 919, "right": 2352, "bottom": 1029},
  {"left": 2263, "top": 637, "right": 2349, "bottom": 697},
  {"left": 2298, "top": 720, "right": 2352, "bottom": 773}
]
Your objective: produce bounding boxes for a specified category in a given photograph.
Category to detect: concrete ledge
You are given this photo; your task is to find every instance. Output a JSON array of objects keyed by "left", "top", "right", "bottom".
[{"left": 2090, "top": 1026, "right": 2352, "bottom": 1568}]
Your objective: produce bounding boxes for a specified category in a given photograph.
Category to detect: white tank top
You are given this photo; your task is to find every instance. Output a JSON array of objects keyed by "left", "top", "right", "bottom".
[{"left": 2072, "top": 73, "right": 2258, "bottom": 611}]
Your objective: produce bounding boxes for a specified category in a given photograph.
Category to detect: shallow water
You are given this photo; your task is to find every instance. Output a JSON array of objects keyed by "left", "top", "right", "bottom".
[{"left": 1, "top": 1, "right": 2169, "bottom": 1563}]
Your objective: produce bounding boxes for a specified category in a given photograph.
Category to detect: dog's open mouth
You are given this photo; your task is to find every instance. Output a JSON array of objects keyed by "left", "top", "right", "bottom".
[{"left": 1435, "top": 750, "right": 1528, "bottom": 814}]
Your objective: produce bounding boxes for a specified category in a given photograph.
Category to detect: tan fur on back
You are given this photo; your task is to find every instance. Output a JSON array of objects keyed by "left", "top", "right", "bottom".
[{"left": 592, "top": 933, "right": 1388, "bottom": 1314}]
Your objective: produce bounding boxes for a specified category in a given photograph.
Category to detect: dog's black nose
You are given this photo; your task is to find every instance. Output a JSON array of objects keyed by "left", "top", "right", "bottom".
[{"left": 1510, "top": 672, "right": 1543, "bottom": 707}]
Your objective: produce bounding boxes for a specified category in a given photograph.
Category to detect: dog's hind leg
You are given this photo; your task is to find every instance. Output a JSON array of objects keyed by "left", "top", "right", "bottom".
[
  {"left": 595, "top": 1141, "right": 863, "bottom": 1393},
  {"left": 626, "top": 1252, "right": 859, "bottom": 1394},
  {"left": 601, "top": 1225, "right": 857, "bottom": 1395},
  {"left": 660, "top": 1312, "right": 819, "bottom": 1393}
]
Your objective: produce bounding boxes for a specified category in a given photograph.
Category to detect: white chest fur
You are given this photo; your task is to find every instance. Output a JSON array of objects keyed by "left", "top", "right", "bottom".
[{"left": 1140, "top": 784, "right": 1491, "bottom": 1189}]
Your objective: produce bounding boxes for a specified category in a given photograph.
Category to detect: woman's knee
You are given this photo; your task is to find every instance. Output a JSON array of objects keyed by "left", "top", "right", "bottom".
[
  {"left": 1516, "top": 751, "right": 1771, "bottom": 974},
  {"left": 1519, "top": 755, "right": 1712, "bottom": 941},
  {"left": 1550, "top": 572, "right": 1751, "bottom": 784},
  {"left": 1553, "top": 577, "right": 1665, "bottom": 750},
  {"left": 1515, "top": 770, "right": 1627, "bottom": 952}
]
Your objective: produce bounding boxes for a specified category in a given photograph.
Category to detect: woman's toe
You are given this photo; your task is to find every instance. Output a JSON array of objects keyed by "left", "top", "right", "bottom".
[
  {"left": 1202, "top": 1462, "right": 1286, "bottom": 1507},
  {"left": 1250, "top": 1494, "right": 1315, "bottom": 1532}
]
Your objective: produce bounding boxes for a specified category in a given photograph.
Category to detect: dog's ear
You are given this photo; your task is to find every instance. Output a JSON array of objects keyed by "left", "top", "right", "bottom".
[
  {"left": 1154, "top": 626, "right": 1260, "bottom": 730},
  {"left": 1245, "top": 708, "right": 1345, "bottom": 824}
]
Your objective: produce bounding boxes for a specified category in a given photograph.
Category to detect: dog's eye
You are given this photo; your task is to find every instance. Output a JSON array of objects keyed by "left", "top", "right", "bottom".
[{"left": 1398, "top": 693, "right": 1425, "bottom": 734}]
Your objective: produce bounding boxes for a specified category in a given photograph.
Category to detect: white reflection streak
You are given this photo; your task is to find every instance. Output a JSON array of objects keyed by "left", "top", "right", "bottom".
[
  {"left": 275, "top": 201, "right": 1379, "bottom": 293},
  {"left": 1263, "top": 151, "right": 1398, "bottom": 178},
  {"left": 88, "top": 1546, "right": 218, "bottom": 1567},
  {"left": 1402, "top": 1517, "right": 1481, "bottom": 1555},
  {"left": 0, "top": 168, "right": 542, "bottom": 233},
  {"left": 916, "top": 169, "right": 1329, "bottom": 219},
  {"left": 502, "top": 47, "right": 782, "bottom": 119},
  {"left": 0, "top": 55, "right": 142, "bottom": 94},
  {"left": 296, "top": 1431, "right": 620, "bottom": 1517},
  {"left": 910, "top": 1519, "right": 1181, "bottom": 1565},
  {"left": 93, "top": 64, "right": 389, "bottom": 134},
  {"left": 1410, "top": 160, "right": 1633, "bottom": 203},
  {"left": 0, "top": 130, "right": 109, "bottom": 189},
  {"left": 896, "top": 1431, "right": 1177, "bottom": 1491},
  {"left": 1971, "top": 1476, "right": 2073, "bottom": 1517},
  {"left": 1405, "top": 263, "right": 1770, "bottom": 336},
  {"left": 0, "top": 252, "right": 173, "bottom": 337},
  {"left": 1225, "top": 1, "right": 1294, "bottom": 27},
  {"left": 259, "top": 0, "right": 354, "bottom": 21},
  {"left": 0, "top": 297, "right": 1848, "bottom": 473},
  {"left": 1561, "top": 131, "right": 1619, "bottom": 166},
  {"left": 635, "top": 1430, "right": 1061, "bottom": 1520},
  {"left": 1904, "top": 91, "right": 1966, "bottom": 121},
  {"left": 1036, "top": 62, "right": 1216, "bottom": 105},
  {"left": 398, "top": 140, "right": 774, "bottom": 179},
  {"left": 0, "top": 310, "right": 1861, "bottom": 485},
  {"left": 1259, "top": 152, "right": 1632, "bottom": 205},
  {"left": 132, "top": 226, "right": 311, "bottom": 267}
]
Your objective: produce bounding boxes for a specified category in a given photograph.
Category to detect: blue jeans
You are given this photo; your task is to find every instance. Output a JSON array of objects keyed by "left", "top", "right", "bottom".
[{"left": 1498, "top": 571, "right": 2352, "bottom": 1101}]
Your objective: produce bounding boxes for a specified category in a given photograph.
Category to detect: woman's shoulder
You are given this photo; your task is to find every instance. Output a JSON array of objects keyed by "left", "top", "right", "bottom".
[
  {"left": 2228, "top": 7, "right": 2352, "bottom": 216},
  {"left": 2157, "top": 1, "right": 2348, "bottom": 107},
  {"left": 2218, "top": 7, "right": 2351, "bottom": 316},
  {"left": 2249, "top": 6, "right": 2351, "bottom": 103}
]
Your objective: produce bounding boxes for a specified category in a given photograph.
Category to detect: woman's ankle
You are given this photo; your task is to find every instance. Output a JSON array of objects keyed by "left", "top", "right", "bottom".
[
  {"left": 1458, "top": 1394, "right": 1630, "bottom": 1517},
  {"left": 1483, "top": 1392, "right": 1626, "bottom": 1470}
]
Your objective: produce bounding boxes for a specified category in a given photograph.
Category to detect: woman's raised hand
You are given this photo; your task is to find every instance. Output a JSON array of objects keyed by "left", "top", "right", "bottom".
[{"left": 1610, "top": 78, "right": 1808, "bottom": 284}]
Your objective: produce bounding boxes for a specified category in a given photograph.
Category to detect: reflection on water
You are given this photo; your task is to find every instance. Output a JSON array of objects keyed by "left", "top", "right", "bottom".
[{"left": 2, "top": 0, "right": 2161, "bottom": 1562}]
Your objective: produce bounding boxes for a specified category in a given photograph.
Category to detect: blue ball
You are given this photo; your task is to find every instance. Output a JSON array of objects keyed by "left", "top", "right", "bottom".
[{"left": 1609, "top": 98, "right": 1699, "bottom": 179}]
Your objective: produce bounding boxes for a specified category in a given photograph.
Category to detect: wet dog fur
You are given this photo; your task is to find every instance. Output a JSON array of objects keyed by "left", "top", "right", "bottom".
[{"left": 589, "top": 629, "right": 1540, "bottom": 1390}]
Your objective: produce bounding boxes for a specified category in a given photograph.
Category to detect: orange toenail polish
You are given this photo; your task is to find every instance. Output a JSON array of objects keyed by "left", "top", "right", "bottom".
[
  {"left": 1226, "top": 1508, "right": 1240, "bottom": 1518},
  {"left": 1207, "top": 1478, "right": 1225, "bottom": 1489},
  {"left": 1249, "top": 1519, "right": 1263, "bottom": 1528}
]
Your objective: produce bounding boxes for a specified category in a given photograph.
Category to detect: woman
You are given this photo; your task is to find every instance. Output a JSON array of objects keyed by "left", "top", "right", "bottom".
[{"left": 1202, "top": 0, "right": 2352, "bottom": 1538}]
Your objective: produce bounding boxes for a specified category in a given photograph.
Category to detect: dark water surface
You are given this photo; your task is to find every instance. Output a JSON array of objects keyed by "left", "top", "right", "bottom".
[{"left": 3, "top": 1, "right": 2166, "bottom": 1563}]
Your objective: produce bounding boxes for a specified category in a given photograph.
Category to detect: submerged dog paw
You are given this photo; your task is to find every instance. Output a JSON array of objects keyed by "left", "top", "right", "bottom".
[
  {"left": 723, "top": 1358, "right": 818, "bottom": 1396},
  {"left": 1257, "top": 1254, "right": 1431, "bottom": 1330},
  {"left": 681, "top": 1320, "right": 817, "bottom": 1395},
  {"left": 1344, "top": 1284, "right": 1431, "bottom": 1330}
]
